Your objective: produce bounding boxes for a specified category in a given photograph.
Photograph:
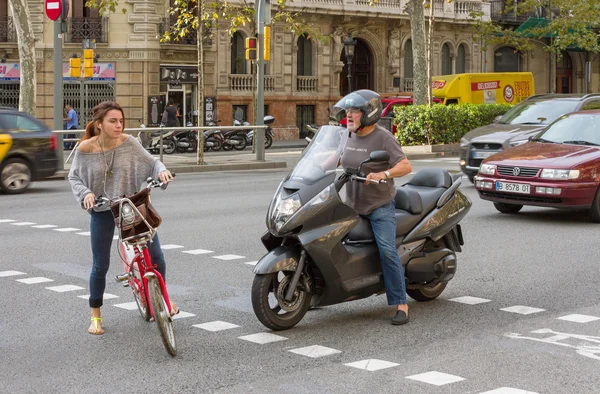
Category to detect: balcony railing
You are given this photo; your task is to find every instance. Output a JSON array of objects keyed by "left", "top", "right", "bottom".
[
  {"left": 229, "top": 74, "right": 275, "bottom": 92},
  {"left": 489, "top": 0, "right": 535, "bottom": 23},
  {"left": 0, "top": 16, "right": 15, "bottom": 43},
  {"left": 297, "top": 76, "right": 319, "bottom": 92},
  {"left": 159, "top": 17, "right": 213, "bottom": 46},
  {"left": 403, "top": 78, "right": 414, "bottom": 92},
  {"left": 454, "top": 1, "right": 481, "bottom": 17},
  {"left": 65, "top": 17, "right": 108, "bottom": 44}
]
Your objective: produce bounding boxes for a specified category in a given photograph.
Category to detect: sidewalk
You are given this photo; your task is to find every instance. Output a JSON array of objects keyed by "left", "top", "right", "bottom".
[{"left": 50, "top": 140, "right": 459, "bottom": 180}]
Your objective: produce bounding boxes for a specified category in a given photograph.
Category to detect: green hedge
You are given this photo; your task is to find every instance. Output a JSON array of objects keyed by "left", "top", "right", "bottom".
[{"left": 393, "top": 103, "right": 513, "bottom": 146}]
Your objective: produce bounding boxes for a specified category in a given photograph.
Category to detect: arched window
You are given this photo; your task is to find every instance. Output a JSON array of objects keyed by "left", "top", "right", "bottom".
[
  {"left": 231, "top": 32, "right": 247, "bottom": 74},
  {"left": 404, "top": 39, "right": 413, "bottom": 79},
  {"left": 456, "top": 44, "right": 466, "bottom": 74},
  {"left": 494, "top": 46, "right": 520, "bottom": 72},
  {"left": 297, "top": 35, "right": 313, "bottom": 76},
  {"left": 441, "top": 43, "right": 452, "bottom": 75}
]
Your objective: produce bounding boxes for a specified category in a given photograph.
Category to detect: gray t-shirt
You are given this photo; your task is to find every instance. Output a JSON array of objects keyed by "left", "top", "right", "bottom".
[
  {"left": 68, "top": 135, "right": 167, "bottom": 211},
  {"left": 340, "top": 125, "right": 406, "bottom": 215}
]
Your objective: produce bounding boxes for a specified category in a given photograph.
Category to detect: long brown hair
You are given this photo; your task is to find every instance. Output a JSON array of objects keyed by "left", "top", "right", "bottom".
[{"left": 81, "top": 101, "right": 126, "bottom": 141}]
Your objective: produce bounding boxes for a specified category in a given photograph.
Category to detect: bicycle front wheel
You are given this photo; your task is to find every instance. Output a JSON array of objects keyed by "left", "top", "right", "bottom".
[{"left": 148, "top": 276, "right": 177, "bottom": 356}]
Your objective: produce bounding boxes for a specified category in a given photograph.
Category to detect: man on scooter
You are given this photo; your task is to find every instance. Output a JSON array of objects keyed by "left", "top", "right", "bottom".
[{"left": 333, "top": 89, "right": 413, "bottom": 325}]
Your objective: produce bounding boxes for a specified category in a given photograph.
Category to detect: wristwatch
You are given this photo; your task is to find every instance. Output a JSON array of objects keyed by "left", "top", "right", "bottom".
[{"left": 384, "top": 170, "right": 391, "bottom": 179}]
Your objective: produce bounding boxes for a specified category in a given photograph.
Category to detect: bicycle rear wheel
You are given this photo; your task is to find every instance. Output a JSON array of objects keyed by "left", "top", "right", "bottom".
[{"left": 148, "top": 276, "right": 177, "bottom": 356}]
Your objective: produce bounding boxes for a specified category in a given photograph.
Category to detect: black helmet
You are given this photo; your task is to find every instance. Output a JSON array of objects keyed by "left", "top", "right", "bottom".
[{"left": 332, "top": 89, "right": 383, "bottom": 127}]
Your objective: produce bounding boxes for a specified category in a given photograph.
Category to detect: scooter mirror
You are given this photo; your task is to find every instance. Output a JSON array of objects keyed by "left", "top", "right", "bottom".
[{"left": 369, "top": 150, "right": 390, "bottom": 162}]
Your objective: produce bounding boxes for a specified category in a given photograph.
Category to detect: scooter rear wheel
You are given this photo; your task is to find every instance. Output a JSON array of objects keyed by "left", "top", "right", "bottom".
[
  {"left": 406, "top": 283, "right": 447, "bottom": 302},
  {"left": 252, "top": 272, "right": 311, "bottom": 331}
]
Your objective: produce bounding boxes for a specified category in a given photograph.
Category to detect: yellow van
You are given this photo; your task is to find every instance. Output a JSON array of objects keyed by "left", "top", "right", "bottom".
[{"left": 431, "top": 72, "right": 535, "bottom": 105}]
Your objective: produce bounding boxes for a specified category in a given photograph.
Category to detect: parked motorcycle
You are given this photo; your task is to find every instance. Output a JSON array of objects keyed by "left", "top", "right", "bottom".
[
  {"left": 245, "top": 115, "right": 275, "bottom": 149},
  {"left": 221, "top": 126, "right": 247, "bottom": 151},
  {"left": 138, "top": 123, "right": 177, "bottom": 155},
  {"left": 173, "top": 123, "right": 198, "bottom": 153},
  {"left": 251, "top": 125, "right": 471, "bottom": 330}
]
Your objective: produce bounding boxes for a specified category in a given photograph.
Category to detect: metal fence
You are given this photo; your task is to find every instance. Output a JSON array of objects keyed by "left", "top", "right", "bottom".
[{"left": 63, "top": 82, "right": 115, "bottom": 127}]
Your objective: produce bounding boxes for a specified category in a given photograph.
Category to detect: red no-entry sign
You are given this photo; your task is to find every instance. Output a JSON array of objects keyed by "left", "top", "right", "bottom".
[{"left": 45, "top": 0, "right": 62, "bottom": 21}]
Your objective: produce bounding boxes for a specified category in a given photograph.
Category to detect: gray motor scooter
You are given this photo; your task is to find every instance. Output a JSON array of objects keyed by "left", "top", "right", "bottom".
[{"left": 251, "top": 125, "right": 472, "bottom": 330}]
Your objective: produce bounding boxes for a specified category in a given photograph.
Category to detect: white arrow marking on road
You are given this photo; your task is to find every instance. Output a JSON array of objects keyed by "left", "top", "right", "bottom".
[{"left": 506, "top": 328, "right": 600, "bottom": 361}]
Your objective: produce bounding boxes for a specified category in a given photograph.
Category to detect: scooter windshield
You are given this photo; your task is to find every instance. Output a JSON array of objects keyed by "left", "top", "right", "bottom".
[{"left": 288, "top": 125, "right": 347, "bottom": 185}]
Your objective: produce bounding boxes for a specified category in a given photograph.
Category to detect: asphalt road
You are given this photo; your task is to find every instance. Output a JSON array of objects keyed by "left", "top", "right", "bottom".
[{"left": 1, "top": 158, "right": 599, "bottom": 394}]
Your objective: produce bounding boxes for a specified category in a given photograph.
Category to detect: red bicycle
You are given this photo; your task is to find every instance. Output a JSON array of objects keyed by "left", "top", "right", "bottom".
[{"left": 95, "top": 177, "right": 177, "bottom": 356}]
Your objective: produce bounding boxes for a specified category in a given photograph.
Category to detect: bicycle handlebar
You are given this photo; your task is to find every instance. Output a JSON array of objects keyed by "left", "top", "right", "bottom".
[{"left": 89, "top": 173, "right": 176, "bottom": 209}]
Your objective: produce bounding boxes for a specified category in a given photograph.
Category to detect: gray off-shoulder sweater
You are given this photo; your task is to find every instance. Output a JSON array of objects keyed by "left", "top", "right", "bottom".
[{"left": 68, "top": 135, "right": 167, "bottom": 211}]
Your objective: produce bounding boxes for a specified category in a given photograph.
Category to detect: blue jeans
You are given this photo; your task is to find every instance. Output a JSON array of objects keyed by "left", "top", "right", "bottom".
[
  {"left": 89, "top": 210, "right": 166, "bottom": 308},
  {"left": 366, "top": 201, "right": 407, "bottom": 306}
]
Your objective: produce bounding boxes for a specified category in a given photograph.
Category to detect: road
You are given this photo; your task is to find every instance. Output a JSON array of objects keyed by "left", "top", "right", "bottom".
[{"left": 1, "top": 157, "right": 599, "bottom": 394}]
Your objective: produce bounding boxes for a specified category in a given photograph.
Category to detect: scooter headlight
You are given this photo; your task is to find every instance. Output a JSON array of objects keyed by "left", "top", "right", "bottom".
[{"left": 272, "top": 192, "right": 302, "bottom": 232}]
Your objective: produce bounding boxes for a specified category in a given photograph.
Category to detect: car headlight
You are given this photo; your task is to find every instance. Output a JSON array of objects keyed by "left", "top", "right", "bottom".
[
  {"left": 540, "top": 169, "right": 580, "bottom": 180},
  {"left": 272, "top": 192, "right": 302, "bottom": 232},
  {"left": 479, "top": 164, "right": 497, "bottom": 175},
  {"left": 460, "top": 137, "right": 469, "bottom": 147},
  {"left": 509, "top": 139, "right": 528, "bottom": 147}
]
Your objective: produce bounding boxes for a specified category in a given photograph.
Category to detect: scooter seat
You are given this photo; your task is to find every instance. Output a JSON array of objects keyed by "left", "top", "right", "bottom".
[
  {"left": 346, "top": 210, "right": 423, "bottom": 244},
  {"left": 399, "top": 185, "right": 446, "bottom": 215}
]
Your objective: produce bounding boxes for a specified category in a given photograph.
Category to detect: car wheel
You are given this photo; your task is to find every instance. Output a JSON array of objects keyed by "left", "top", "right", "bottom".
[
  {"left": 589, "top": 187, "right": 600, "bottom": 223},
  {"left": 493, "top": 202, "right": 523, "bottom": 214},
  {"left": 0, "top": 158, "right": 32, "bottom": 194}
]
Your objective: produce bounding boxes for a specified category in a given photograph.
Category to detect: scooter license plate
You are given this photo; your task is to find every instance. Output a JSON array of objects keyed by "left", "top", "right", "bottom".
[{"left": 495, "top": 181, "right": 530, "bottom": 194}]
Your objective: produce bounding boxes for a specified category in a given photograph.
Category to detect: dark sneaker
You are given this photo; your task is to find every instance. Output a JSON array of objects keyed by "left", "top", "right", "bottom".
[{"left": 391, "top": 310, "right": 409, "bottom": 325}]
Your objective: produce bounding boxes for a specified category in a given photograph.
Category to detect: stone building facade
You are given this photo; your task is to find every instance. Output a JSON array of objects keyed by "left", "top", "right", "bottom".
[{"left": 0, "top": 0, "right": 598, "bottom": 138}]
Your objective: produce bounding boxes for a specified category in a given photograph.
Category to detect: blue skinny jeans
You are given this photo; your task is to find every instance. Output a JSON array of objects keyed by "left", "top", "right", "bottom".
[
  {"left": 89, "top": 210, "right": 166, "bottom": 308},
  {"left": 366, "top": 200, "right": 407, "bottom": 306}
]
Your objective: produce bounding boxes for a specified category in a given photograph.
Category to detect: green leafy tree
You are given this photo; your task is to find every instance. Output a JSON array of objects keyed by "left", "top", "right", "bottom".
[
  {"left": 86, "top": 0, "right": 324, "bottom": 163},
  {"left": 471, "top": 0, "right": 600, "bottom": 92}
]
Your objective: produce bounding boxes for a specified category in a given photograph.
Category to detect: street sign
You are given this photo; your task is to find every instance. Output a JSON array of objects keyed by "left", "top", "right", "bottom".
[{"left": 45, "top": 0, "right": 62, "bottom": 21}]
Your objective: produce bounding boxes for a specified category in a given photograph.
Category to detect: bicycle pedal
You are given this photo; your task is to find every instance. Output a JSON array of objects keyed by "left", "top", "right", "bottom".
[
  {"left": 114, "top": 273, "right": 128, "bottom": 283},
  {"left": 121, "top": 282, "right": 130, "bottom": 288}
]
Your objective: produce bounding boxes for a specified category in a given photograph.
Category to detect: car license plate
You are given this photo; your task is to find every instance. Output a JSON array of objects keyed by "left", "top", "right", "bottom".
[
  {"left": 473, "top": 151, "right": 495, "bottom": 159},
  {"left": 495, "top": 181, "right": 530, "bottom": 194}
]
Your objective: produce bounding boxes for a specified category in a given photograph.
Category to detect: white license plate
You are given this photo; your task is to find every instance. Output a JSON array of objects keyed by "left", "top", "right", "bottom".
[
  {"left": 495, "top": 181, "right": 531, "bottom": 194},
  {"left": 473, "top": 151, "right": 495, "bottom": 159}
]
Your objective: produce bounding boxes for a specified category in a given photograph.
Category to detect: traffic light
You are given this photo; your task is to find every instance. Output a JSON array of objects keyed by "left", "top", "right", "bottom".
[
  {"left": 263, "top": 25, "right": 271, "bottom": 62},
  {"left": 83, "top": 49, "right": 94, "bottom": 79},
  {"left": 245, "top": 37, "right": 257, "bottom": 61},
  {"left": 69, "top": 57, "right": 81, "bottom": 78}
]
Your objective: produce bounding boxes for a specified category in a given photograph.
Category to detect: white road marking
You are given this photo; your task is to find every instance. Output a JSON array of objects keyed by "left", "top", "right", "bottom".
[
  {"left": 113, "top": 302, "right": 139, "bottom": 310},
  {"left": 288, "top": 345, "right": 342, "bottom": 358},
  {"left": 172, "top": 311, "right": 196, "bottom": 320},
  {"left": 344, "top": 359, "right": 400, "bottom": 371},
  {"left": 77, "top": 232, "right": 91, "bottom": 236},
  {"left": 193, "top": 321, "right": 240, "bottom": 332},
  {"left": 238, "top": 332, "right": 288, "bottom": 344},
  {"left": 244, "top": 261, "right": 259, "bottom": 266},
  {"left": 16, "top": 277, "right": 54, "bottom": 284},
  {"left": 77, "top": 293, "right": 119, "bottom": 300},
  {"left": 449, "top": 296, "right": 491, "bottom": 305},
  {"left": 500, "top": 305, "right": 546, "bottom": 315},
  {"left": 405, "top": 371, "right": 466, "bottom": 386},
  {"left": 161, "top": 244, "right": 185, "bottom": 250},
  {"left": 182, "top": 249, "right": 214, "bottom": 255},
  {"left": 0, "top": 219, "right": 16, "bottom": 223},
  {"left": 506, "top": 328, "right": 600, "bottom": 361},
  {"left": 46, "top": 285, "right": 85, "bottom": 292},
  {"left": 11, "top": 222, "right": 36, "bottom": 226},
  {"left": 213, "top": 254, "right": 245, "bottom": 261},
  {"left": 557, "top": 314, "right": 600, "bottom": 323},
  {"left": 113, "top": 235, "right": 119, "bottom": 240},
  {"left": 0, "top": 270, "right": 26, "bottom": 277},
  {"left": 53, "top": 228, "right": 81, "bottom": 232},
  {"left": 479, "top": 388, "right": 539, "bottom": 394},
  {"left": 32, "top": 224, "right": 58, "bottom": 229}
]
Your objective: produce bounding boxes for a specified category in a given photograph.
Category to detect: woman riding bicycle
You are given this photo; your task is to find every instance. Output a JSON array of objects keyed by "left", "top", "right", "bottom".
[{"left": 68, "top": 101, "right": 176, "bottom": 335}]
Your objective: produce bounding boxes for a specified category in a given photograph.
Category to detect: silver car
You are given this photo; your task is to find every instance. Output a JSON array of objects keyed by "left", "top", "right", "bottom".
[{"left": 460, "top": 94, "right": 600, "bottom": 182}]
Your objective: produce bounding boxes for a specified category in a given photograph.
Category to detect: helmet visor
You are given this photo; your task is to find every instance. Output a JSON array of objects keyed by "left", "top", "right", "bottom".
[{"left": 331, "top": 92, "right": 369, "bottom": 122}]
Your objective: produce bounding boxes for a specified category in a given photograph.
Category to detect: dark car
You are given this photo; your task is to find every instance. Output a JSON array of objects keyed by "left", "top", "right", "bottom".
[
  {"left": 0, "top": 109, "right": 58, "bottom": 194},
  {"left": 460, "top": 93, "right": 600, "bottom": 182},
  {"left": 474, "top": 110, "right": 600, "bottom": 222}
]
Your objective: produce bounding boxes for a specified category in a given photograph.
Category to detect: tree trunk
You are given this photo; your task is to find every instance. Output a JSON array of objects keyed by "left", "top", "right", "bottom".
[
  {"left": 9, "top": 0, "right": 36, "bottom": 116},
  {"left": 427, "top": 1, "right": 434, "bottom": 106},
  {"left": 407, "top": 0, "right": 427, "bottom": 105},
  {"left": 196, "top": 0, "right": 205, "bottom": 165}
]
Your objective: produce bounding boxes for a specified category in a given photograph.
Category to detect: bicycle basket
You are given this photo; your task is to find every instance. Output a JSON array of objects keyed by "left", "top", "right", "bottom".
[{"left": 109, "top": 188, "right": 162, "bottom": 239}]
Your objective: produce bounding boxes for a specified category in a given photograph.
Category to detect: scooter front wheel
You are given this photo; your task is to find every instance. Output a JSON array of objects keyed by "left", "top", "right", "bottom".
[{"left": 251, "top": 272, "right": 311, "bottom": 331}]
